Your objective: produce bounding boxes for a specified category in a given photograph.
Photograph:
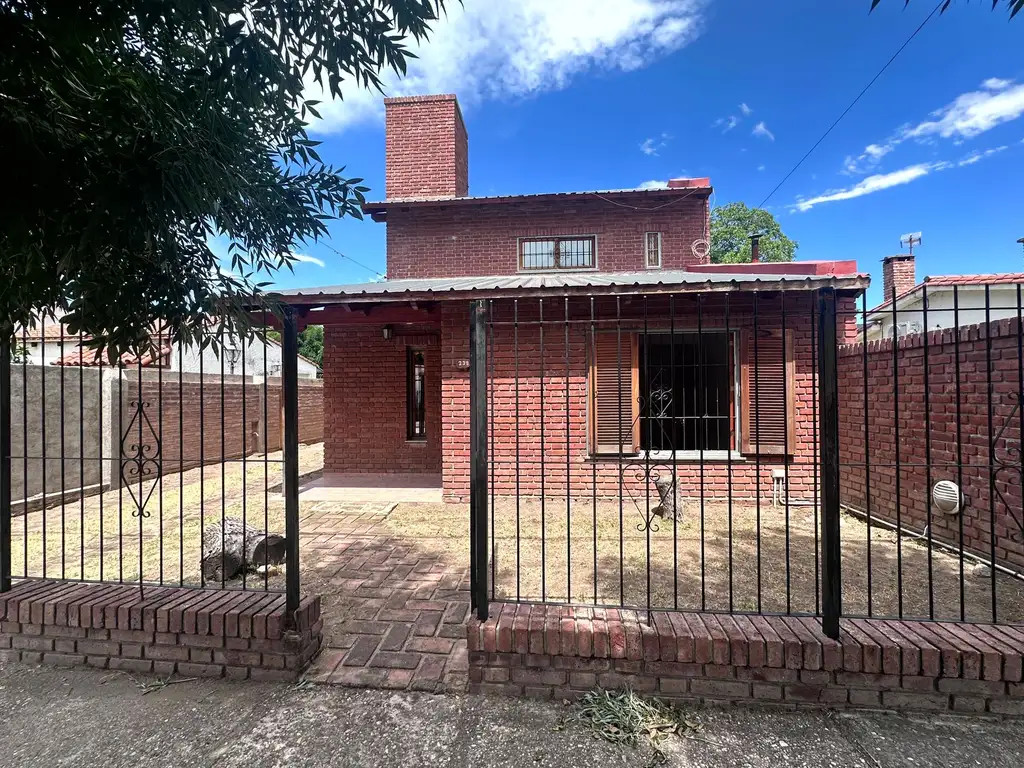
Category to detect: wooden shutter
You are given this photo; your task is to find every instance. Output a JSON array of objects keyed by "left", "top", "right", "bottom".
[
  {"left": 740, "top": 328, "right": 796, "bottom": 455},
  {"left": 590, "top": 332, "right": 638, "bottom": 454}
]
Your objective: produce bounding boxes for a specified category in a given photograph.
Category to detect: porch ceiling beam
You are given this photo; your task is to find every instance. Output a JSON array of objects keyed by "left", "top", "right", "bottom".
[
  {"left": 301, "top": 303, "right": 439, "bottom": 326},
  {"left": 270, "top": 280, "right": 869, "bottom": 310}
]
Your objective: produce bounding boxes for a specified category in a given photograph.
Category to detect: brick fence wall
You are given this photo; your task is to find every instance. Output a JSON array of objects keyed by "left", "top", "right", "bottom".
[
  {"left": 837, "top": 317, "right": 1024, "bottom": 571},
  {"left": 468, "top": 602, "right": 1024, "bottom": 715},
  {"left": 115, "top": 373, "right": 323, "bottom": 483},
  {"left": 0, "top": 580, "right": 322, "bottom": 681}
]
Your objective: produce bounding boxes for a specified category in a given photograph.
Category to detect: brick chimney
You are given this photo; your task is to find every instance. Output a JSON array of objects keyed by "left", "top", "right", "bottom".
[
  {"left": 882, "top": 254, "right": 916, "bottom": 300},
  {"left": 384, "top": 94, "right": 468, "bottom": 200}
]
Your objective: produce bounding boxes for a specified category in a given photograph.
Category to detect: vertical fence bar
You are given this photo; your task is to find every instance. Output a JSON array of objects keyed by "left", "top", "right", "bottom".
[
  {"left": 696, "top": 294, "right": 706, "bottom": 612},
  {"left": 589, "top": 297, "right": 597, "bottom": 605},
  {"left": 539, "top": 298, "right": 546, "bottom": 602},
  {"left": 953, "top": 287, "right": 966, "bottom": 620},
  {"left": 984, "top": 285, "right": 997, "bottom": 623},
  {"left": 811, "top": 297, "right": 820, "bottom": 614},
  {"left": 469, "top": 300, "right": 489, "bottom": 620},
  {"left": 488, "top": 300, "right": 495, "bottom": 600},
  {"left": 565, "top": 296, "right": 571, "bottom": 603},
  {"left": 0, "top": 331, "right": 11, "bottom": 592},
  {"left": 922, "top": 286, "right": 935, "bottom": 619},
  {"left": 514, "top": 299, "right": 521, "bottom": 602},
  {"left": 890, "top": 286, "right": 904, "bottom": 617},
  {"left": 282, "top": 308, "right": 301, "bottom": 618},
  {"left": 818, "top": 288, "right": 842, "bottom": 640}
]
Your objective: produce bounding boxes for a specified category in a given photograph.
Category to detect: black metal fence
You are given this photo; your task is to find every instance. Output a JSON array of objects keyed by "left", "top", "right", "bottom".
[
  {"left": 467, "top": 284, "right": 1024, "bottom": 636},
  {"left": 0, "top": 310, "right": 305, "bottom": 615}
]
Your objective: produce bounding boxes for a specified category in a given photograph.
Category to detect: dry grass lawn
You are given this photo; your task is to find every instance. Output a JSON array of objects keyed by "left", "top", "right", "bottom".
[
  {"left": 11, "top": 443, "right": 323, "bottom": 587},
  {"left": 14, "top": 447, "right": 1024, "bottom": 626},
  {"left": 382, "top": 497, "right": 1024, "bottom": 625}
]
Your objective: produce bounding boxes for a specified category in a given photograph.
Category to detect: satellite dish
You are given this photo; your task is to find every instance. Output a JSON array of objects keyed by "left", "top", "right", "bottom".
[{"left": 932, "top": 480, "right": 963, "bottom": 515}]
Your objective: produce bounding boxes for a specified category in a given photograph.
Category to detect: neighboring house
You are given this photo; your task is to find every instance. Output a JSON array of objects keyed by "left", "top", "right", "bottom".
[
  {"left": 276, "top": 93, "right": 868, "bottom": 502},
  {"left": 862, "top": 254, "right": 1024, "bottom": 342},
  {"left": 14, "top": 317, "right": 319, "bottom": 379}
]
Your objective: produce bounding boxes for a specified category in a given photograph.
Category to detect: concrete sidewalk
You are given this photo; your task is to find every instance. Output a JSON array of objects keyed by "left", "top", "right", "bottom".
[{"left": 1, "top": 663, "right": 1023, "bottom": 768}]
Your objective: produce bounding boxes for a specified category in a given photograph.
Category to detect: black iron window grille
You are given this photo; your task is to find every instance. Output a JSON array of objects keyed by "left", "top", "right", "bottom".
[
  {"left": 639, "top": 331, "right": 733, "bottom": 453},
  {"left": 519, "top": 236, "right": 595, "bottom": 271},
  {"left": 407, "top": 348, "right": 427, "bottom": 440}
]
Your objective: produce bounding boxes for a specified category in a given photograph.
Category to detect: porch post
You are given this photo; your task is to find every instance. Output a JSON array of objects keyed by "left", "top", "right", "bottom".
[
  {"left": 817, "top": 288, "right": 842, "bottom": 640},
  {"left": 469, "top": 300, "right": 489, "bottom": 621},
  {"left": 282, "top": 307, "right": 301, "bottom": 619},
  {"left": 0, "top": 330, "right": 11, "bottom": 592}
]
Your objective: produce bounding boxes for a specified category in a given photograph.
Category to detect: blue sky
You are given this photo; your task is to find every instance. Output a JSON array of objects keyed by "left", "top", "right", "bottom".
[{"left": 243, "top": 0, "right": 1023, "bottom": 307}]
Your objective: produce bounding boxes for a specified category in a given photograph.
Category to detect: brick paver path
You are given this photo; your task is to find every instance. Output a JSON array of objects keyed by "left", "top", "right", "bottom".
[{"left": 299, "top": 502, "right": 470, "bottom": 692}]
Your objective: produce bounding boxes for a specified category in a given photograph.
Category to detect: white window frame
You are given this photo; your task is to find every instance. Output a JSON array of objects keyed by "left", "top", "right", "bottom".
[{"left": 644, "top": 232, "right": 662, "bottom": 269}]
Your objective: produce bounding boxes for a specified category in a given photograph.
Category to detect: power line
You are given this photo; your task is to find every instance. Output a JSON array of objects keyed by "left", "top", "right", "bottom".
[
  {"left": 756, "top": 0, "right": 945, "bottom": 210},
  {"left": 320, "top": 242, "right": 386, "bottom": 279}
]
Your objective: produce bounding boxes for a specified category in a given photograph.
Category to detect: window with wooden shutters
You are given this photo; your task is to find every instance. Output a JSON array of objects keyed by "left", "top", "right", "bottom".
[
  {"left": 590, "top": 332, "right": 638, "bottom": 454},
  {"left": 740, "top": 328, "right": 796, "bottom": 455}
]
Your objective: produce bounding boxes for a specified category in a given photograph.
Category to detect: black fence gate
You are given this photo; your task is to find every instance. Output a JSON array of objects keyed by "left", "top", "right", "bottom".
[
  {"left": 466, "top": 283, "right": 1024, "bottom": 637},
  {"left": 0, "top": 309, "right": 306, "bottom": 618}
]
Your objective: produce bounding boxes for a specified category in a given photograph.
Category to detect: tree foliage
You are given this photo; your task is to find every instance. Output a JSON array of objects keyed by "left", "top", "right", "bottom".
[
  {"left": 709, "top": 203, "right": 798, "bottom": 264},
  {"left": 297, "top": 325, "right": 323, "bottom": 368},
  {"left": 266, "top": 323, "right": 322, "bottom": 367},
  {"left": 0, "top": 0, "right": 445, "bottom": 358},
  {"left": 870, "top": 0, "right": 1023, "bottom": 18}
]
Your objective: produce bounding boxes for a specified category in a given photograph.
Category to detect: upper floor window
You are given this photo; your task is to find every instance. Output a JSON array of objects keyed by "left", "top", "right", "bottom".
[
  {"left": 519, "top": 236, "right": 595, "bottom": 271},
  {"left": 645, "top": 232, "right": 662, "bottom": 269}
]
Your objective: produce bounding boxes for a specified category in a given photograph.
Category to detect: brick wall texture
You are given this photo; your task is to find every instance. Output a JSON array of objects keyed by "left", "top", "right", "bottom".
[
  {"left": 117, "top": 375, "right": 322, "bottom": 479},
  {"left": 384, "top": 196, "right": 711, "bottom": 280},
  {"left": 384, "top": 95, "right": 468, "bottom": 200},
  {"left": 0, "top": 580, "right": 322, "bottom": 682},
  {"left": 322, "top": 325, "right": 442, "bottom": 474},
  {"left": 882, "top": 255, "right": 916, "bottom": 301},
  {"left": 838, "top": 317, "right": 1024, "bottom": 571},
  {"left": 467, "top": 602, "right": 1024, "bottom": 714},
  {"left": 325, "top": 294, "right": 837, "bottom": 502}
]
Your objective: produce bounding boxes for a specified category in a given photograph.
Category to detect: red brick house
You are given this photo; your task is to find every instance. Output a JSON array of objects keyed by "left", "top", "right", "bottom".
[{"left": 279, "top": 94, "right": 867, "bottom": 503}]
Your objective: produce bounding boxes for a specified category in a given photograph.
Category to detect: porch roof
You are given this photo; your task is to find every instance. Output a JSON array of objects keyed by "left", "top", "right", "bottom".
[{"left": 273, "top": 269, "right": 869, "bottom": 308}]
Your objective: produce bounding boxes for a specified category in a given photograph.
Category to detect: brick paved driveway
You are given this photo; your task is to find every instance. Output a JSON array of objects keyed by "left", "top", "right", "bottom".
[{"left": 298, "top": 502, "right": 470, "bottom": 692}]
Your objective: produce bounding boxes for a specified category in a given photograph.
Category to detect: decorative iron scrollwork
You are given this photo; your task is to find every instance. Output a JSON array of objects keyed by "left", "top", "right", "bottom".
[
  {"left": 621, "top": 389, "right": 678, "bottom": 533},
  {"left": 991, "top": 392, "right": 1024, "bottom": 543},
  {"left": 120, "top": 398, "right": 161, "bottom": 518}
]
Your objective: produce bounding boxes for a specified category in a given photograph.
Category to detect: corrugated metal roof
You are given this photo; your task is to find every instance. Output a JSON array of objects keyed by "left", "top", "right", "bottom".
[
  {"left": 361, "top": 185, "right": 712, "bottom": 216},
  {"left": 273, "top": 269, "right": 869, "bottom": 305}
]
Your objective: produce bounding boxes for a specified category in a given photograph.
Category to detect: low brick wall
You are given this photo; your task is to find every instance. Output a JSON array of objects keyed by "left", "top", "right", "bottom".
[
  {"left": 0, "top": 581, "right": 322, "bottom": 681},
  {"left": 468, "top": 603, "right": 1024, "bottom": 715}
]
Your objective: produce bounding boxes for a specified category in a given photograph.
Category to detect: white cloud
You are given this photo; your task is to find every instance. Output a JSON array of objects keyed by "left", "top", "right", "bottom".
[
  {"left": 843, "top": 78, "right": 1024, "bottom": 174},
  {"left": 757, "top": 165, "right": 765, "bottom": 172},
  {"left": 640, "top": 132, "right": 671, "bottom": 156},
  {"left": 843, "top": 142, "right": 894, "bottom": 175},
  {"left": 957, "top": 144, "right": 1009, "bottom": 166},
  {"left": 739, "top": 102, "right": 752, "bottom": 116},
  {"left": 799, "top": 140, "right": 1014, "bottom": 211},
  {"left": 713, "top": 115, "right": 740, "bottom": 133},
  {"left": 793, "top": 162, "right": 947, "bottom": 212},
  {"left": 291, "top": 252, "right": 326, "bottom": 268},
  {"left": 752, "top": 121, "right": 774, "bottom": 141},
  {"left": 905, "top": 79, "right": 1024, "bottom": 141},
  {"left": 307, "top": 1, "right": 706, "bottom": 134},
  {"left": 636, "top": 179, "right": 669, "bottom": 190},
  {"left": 983, "top": 77, "right": 1013, "bottom": 91}
]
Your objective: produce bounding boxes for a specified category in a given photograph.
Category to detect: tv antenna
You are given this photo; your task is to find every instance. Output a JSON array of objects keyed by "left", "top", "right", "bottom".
[{"left": 900, "top": 232, "right": 922, "bottom": 255}]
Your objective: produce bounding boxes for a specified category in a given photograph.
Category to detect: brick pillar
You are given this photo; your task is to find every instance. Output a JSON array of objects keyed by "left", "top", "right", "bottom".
[{"left": 881, "top": 255, "right": 915, "bottom": 301}]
